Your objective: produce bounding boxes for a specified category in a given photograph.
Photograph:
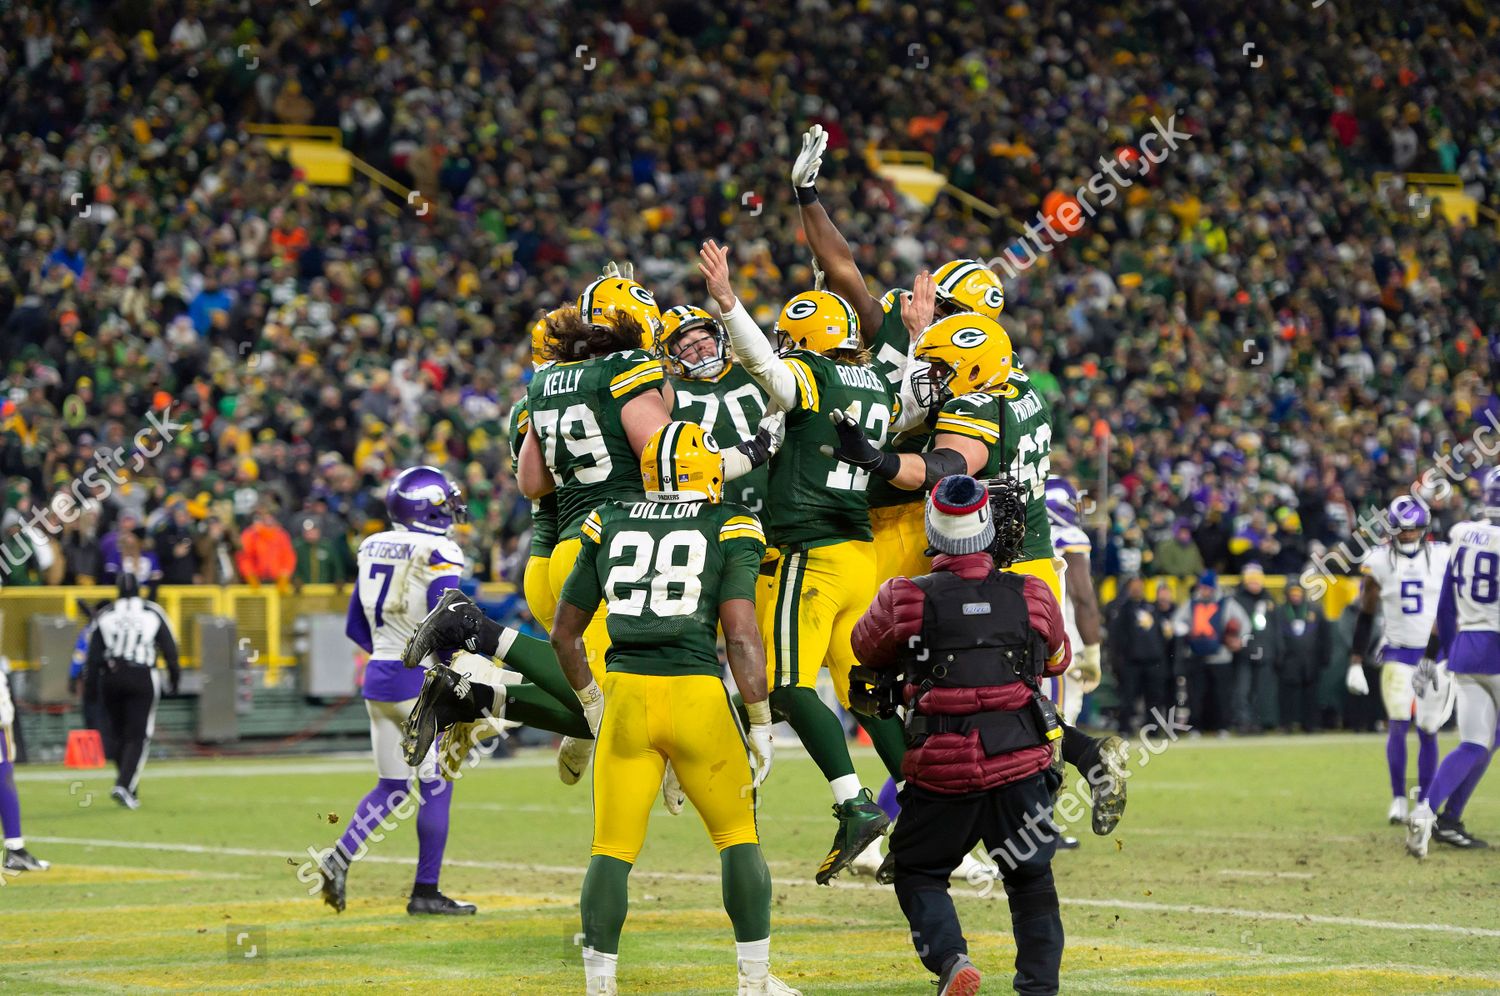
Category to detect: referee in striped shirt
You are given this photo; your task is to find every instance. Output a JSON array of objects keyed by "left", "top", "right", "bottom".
[{"left": 86, "top": 574, "right": 179, "bottom": 809}]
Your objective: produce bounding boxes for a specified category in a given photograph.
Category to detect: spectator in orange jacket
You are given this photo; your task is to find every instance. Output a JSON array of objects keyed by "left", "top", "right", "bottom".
[{"left": 236, "top": 508, "right": 296, "bottom": 586}]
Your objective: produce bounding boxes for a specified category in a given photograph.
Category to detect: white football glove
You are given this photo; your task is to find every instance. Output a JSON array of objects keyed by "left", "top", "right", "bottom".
[
  {"left": 661, "top": 761, "right": 686, "bottom": 815},
  {"left": 791, "top": 124, "right": 828, "bottom": 189},
  {"left": 746, "top": 698, "right": 774, "bottom": 788},
  {"left": 601, "top": 259, "right": 634, "bottom": 281},
  {"left": 1345, "top": 662, "right": 1369, "bottom": 696},
  {"left": 757, "top": 411, "right": 786, "bottom": 458},
  {"left": 748, "top": 722, "right": 774, "bottom": 789},
  {"left": 1070, "top": 644, "right": 1102, "bottom": 694},
  {"left": 576, "top": 680, "right": 605, "bottom": 737},
  {"left": 811, "top": 254, "right": 827, "bottom": 291},
  {"left": 1412, "top": 657, "right": 1439, "bottom": 697},
  {"left": 0, "top": 675, "right": 13, "bottom": 728}
]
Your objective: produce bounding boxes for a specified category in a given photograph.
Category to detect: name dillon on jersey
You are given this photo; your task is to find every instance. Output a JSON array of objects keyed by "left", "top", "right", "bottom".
[{"left": 628, "top": 501, "right": 707, "bottom": 520}]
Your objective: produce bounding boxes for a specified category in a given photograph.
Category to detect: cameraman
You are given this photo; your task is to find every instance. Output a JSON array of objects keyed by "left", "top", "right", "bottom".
[{"left": 850, "top": 476, "right": 1070, "bottom": 995}]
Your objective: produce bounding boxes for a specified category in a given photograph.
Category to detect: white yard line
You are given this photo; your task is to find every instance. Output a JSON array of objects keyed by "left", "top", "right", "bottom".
[{"left": 25, "top": 835, "right": 1500, "bottom": 938}]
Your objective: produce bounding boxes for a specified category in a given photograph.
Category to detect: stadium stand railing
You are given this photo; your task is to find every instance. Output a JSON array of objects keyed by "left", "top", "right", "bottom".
[{"left": 0, "top": 582, "right": 516, "bottom": 676}]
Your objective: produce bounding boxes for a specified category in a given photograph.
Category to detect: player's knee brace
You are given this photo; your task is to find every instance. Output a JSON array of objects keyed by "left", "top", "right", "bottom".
[{"left": 1004, "top": 866, "right": 1059, "bottom": 921}]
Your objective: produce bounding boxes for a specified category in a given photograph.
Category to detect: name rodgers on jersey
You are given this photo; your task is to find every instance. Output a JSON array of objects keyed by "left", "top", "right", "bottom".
[{"left": 765, "top": 349, "right": 897, "bottom": 549}]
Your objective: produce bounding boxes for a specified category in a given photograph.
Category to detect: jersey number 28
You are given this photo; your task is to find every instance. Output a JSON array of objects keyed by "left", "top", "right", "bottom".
[{"left": 605, "top": 530, "right": 707, "bottom": 618}]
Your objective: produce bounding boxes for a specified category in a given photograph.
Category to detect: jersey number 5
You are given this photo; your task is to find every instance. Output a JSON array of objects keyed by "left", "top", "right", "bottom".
[{"left": 605, "top": 530, "right": 708, "bottom": 618}]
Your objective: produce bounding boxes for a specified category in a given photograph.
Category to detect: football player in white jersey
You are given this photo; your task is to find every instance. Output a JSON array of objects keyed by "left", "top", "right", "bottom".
[
  {"left": 1345, "top": 496, "right": 1454, "bottom": 823},
  {"left": 319, "top": 466, "right": 476, "bottom": 916},
  {"left": 1045, "top": 478, "right": 1103, "bottom": 725},
  {"left": 1407, "top": 468, "right": 1500, "bottom": 855}
]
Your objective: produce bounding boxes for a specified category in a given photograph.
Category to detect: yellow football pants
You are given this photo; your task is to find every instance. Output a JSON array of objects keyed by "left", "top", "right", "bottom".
[
  {"left": 591, "top": 672, "right": 759, "bottom": 862},
  {"left": 871, "top": 500, "right": 930, "bottom": 584},
  {"left": 523, "top": 555, "right": 558, "bottom": 631},
  {"left": 548, "top": 537, "right": 611, "bottom": 681},
  {"left": 758, "top": 540, "right": 877, "bottom": 708},
  {"left": 1005, "top": 555, "right": 1064, "bottom": 604}
]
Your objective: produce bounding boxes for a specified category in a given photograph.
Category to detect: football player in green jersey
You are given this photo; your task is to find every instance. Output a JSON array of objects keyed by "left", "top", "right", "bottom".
[
  {"left": 396, "top": 423, "right": 797, "bottom": 995},
  {"left": 827, "top": 313, "right": 1128, "bottom": 845},
  {"left": 510, "top": 308, "right": 567, "bottom": 630},
  {"left": 790, "top": 123, "right": 1008, "bottom": 589},
  {"left": 699, "top": 238, "right": 921, "bottom": 884},
  {"left": 660, "top": 305, "right": 772, "bottom": 516},
  {"left": 518, "top": 277, "right": 782, "bottom": 786},
  {"left": 557, "top": 421, "right": 799, "bottom": 996}
]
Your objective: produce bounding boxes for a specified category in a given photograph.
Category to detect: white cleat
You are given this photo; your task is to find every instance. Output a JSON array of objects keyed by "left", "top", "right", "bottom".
[
  {"left": 738, "top": 962, "right": 802, "bottom": 995},
  {"left": 1387, "top": 796, "right": 1408, "bottom": 825},
  {"left": 1406, "top": 802, "right": 1435, "bottom": 859},
  {"left": 662, "top": 761, "right": 686, "bottom": 815},
  {"left": 954, "top": 849, "right": 1001, "bottom": 885},
  {"left": 585, "top": 975, "right": 618, "bottom": 996},
  {"left": 847, "top": 835, "right": 884, "bottom": 876},
  {"left": 557, "top": 736, "right": 595, "bottom": 785}
]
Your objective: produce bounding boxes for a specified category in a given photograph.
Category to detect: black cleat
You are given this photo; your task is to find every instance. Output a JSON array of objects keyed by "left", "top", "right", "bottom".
[
  {"left": 1434, "top": 817, "right": 1489, "bottom": 849},
  {"left": 400, "top": 588, "right": 488, "bottom": 668},
  {"left": 1088, "top": 735, "right": 1129, "bottom": 836},
  {"left": 407, "top": 891, "right": 477, "bottom": 916},
  {"left": 816, "top": 788, "right": 889, "bottom": 885},
  {"left": 3, "top": 847, "right": 51, "bottom": 872},
  {"left": 319, "top": 853, "right": 348, "bottom": 912},
  {"left": 401, "top": 664, "right": 478, "bottom": 767}
]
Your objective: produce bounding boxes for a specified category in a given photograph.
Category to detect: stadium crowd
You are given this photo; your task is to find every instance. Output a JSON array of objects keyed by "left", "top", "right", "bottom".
[{"left": 1, "top": 0, "right": 1497, "bottom": 619}]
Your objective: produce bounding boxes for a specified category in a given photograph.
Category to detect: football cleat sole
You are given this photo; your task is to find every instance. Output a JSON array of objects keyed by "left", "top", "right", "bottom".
[{"left": 1090, "top": 736, "right": 1129, "bottom": 836}]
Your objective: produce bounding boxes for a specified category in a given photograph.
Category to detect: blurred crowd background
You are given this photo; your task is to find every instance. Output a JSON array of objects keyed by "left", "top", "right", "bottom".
[{"left": 1, "top": 0, "right": 1497, "bottom": 612}]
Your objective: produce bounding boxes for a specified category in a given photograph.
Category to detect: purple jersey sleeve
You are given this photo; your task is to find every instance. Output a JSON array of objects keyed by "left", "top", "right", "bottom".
[
  {"left": 345, "top": 586, "right": 374, "bottom": 653},
  {"left": 427, "top": 573, "right": 460, "bottom": 611},
  {"left": 1434, "top": 556, "right": 1458, "bottom": 661},
  {"left": 426, "top": 546, "right": 463, "bottom": 611}
]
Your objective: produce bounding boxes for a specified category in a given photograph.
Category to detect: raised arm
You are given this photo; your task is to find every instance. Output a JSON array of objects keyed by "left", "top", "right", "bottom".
[
  {"left": 699, "top": 240, "right": 797, "bottom": 410},
  {"left": 791, "top": 125, "right": 885, "bottom": 339}
]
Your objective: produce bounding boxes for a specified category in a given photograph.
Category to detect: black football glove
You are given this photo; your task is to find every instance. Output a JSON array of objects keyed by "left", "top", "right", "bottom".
[
  {"left": 820, "top": 408, "right": 900, "bottom": 479},
  {"left": 847, "top": 665, "right": 902, "bottom": 719}
]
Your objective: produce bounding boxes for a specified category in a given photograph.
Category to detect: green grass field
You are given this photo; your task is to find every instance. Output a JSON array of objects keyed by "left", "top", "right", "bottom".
[{"left": 3, "top": 733, "right": 1498, "bottom": 994}]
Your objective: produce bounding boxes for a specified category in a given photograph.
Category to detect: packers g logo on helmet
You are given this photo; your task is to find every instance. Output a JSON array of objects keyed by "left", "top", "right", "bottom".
[
  {"left": 912, "top": 313, "right": 1014, "bottom": 409},
  {"left": 578, "top": 277, "right": 665, "bottom": 350},
  {"left": 659, "top": 305, "right": 730, "bottom": 381},
  {"left": 773, "top": 290, "right": 861, "bottom": 356},
  {"left": 641, "top": 421, "right": 724, "bottom": 503},
  {"left": 529, "top": 307, "right": 568, "bottom": 370},
  {"left": 933, "top": 259, "right": 1006, "bottom": 320}
]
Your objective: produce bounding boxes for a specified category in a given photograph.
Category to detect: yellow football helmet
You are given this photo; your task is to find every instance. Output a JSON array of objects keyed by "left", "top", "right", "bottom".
[
  {"left": 933, "top": 259, "right": 1006, "bottom": 320},
  {"left": 772, "top": 290, "right": 861, "bottom": 355},
  {"left": 578, "top": 277, "right": 664, "bottom": 349},
  {"left": 529, "top": 307, "right": 567, "bottom": 369},
  {"left": 659, "top": 305, "right": 730, "bottom": 380},
  {"left": 912, "top": 313, "right": 1014, "bottom": 408},
  {"left": 640, "top": 420, "right": 724, "bottom": 503}
]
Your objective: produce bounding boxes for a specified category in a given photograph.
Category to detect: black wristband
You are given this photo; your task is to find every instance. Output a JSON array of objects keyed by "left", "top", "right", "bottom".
[
  {"left": 475, "top": 615, "right": 503, "bottom": 658},
  {"left": 869, "top": 450, "right": 902, "bottom": 481},
  {"left": 794, "top": 184, "right": 819, "bottom": 205},
  {"left": 1351, "top": 608, "right": 1373, "bottom": 659},
  {"left": 736, "top": 433, "right": 771, "bottom": 469}
]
